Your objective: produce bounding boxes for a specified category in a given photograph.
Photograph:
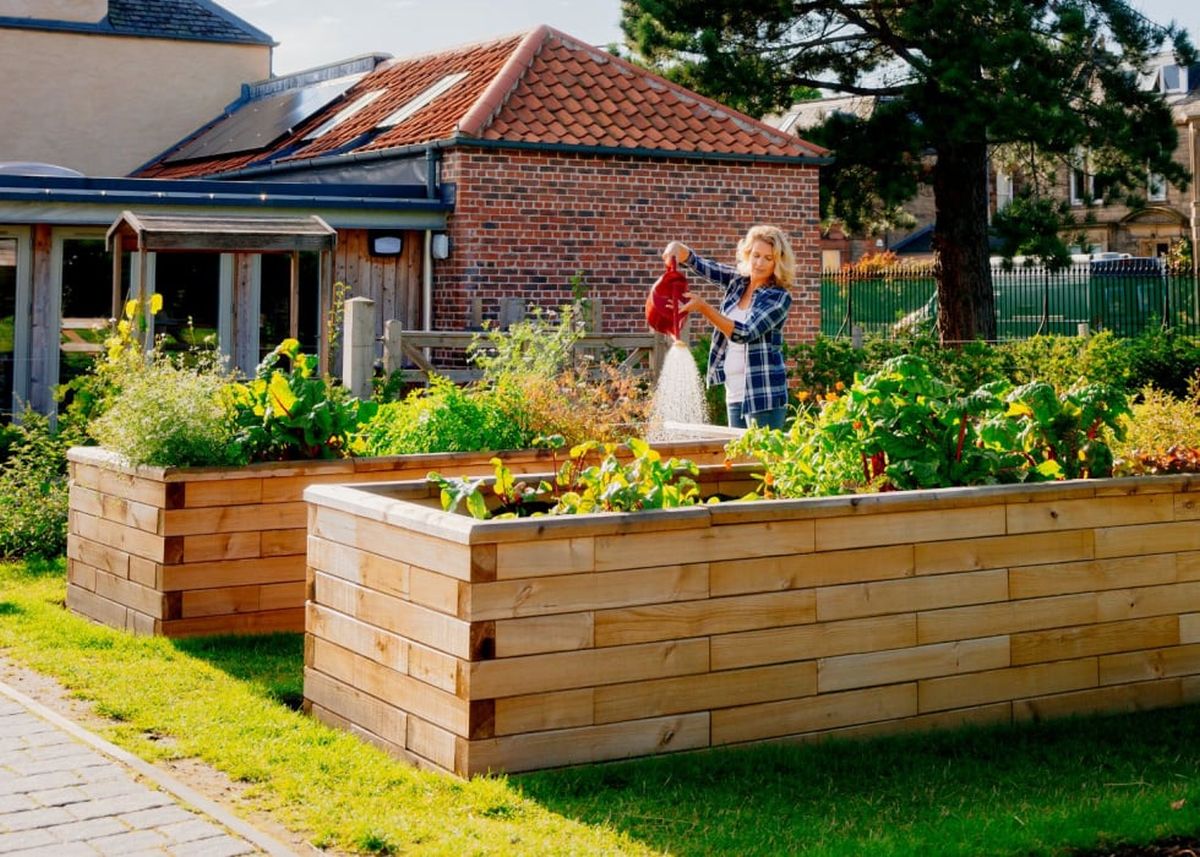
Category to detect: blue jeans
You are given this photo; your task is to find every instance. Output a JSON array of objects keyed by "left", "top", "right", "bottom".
[{"left": 726, "top": 402, "right": 787, "bottom": 430}]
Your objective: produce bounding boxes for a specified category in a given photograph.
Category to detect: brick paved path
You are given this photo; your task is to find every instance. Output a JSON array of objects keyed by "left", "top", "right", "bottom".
[{"left": 0, "top": 680, "right": 296, "bottom": 856}]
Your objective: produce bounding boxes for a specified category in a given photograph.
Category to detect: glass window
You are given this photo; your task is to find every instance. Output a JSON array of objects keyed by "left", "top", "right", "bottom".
[
  {"left": 153, "top": 253, "right": 221, "bottom": 353},
  {"left": 1148, "top": 171, "right": 1168, "bottom": 202},
  {"left": 259, "top": 252, "right": 320, "bottom": 360},
  {"left": 58, "top": 238, "right": 112, "bottom": 389},
  {"left": 0, "top": 238, "right": 16, "bottom": 420}
]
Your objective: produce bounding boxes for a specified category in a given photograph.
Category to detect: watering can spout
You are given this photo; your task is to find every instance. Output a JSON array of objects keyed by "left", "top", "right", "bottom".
[{"left": 645, "top": 256, "right": 689, "bottom": 339}]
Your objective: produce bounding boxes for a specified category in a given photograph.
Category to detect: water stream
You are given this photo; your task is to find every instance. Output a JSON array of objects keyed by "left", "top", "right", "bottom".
[{"left": 647, "top": 340, "right": 708, "bottom": 439}]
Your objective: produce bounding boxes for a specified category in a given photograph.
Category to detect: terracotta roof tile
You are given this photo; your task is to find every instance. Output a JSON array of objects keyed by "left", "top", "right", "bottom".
[{"left": 136, "top": 24, "right": 824, "bottom": 178}]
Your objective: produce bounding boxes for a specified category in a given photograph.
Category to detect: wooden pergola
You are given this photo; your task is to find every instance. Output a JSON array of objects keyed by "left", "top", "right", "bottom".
[{"left": 106, "top": 211, "right": 338, "bottom": 372}]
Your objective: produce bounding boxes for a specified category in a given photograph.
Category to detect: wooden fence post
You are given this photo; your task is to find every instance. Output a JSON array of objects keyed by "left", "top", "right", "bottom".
[
  {"left": 342, "top": 296, "right": 376, "bottom": 399},
  {"left": 382, "top": 319, "right": 403, "bottom": 375}
]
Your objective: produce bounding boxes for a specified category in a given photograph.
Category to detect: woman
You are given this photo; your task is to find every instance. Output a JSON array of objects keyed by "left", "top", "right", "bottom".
[{"left": 663, "top": 224, "right": 795, "bottom": 429}]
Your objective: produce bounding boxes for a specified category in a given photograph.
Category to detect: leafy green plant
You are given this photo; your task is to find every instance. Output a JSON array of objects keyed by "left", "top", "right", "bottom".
[
  {"left": 87, "top": 357, "right": 245, "bottom": 467},
  {"left": 228, "top": 339, "right": 377, "bottom": 461},
  {"left": 1112, "top": 381, "right": 1200, "bottom": 471},
  {"left": 429, "top": 437, "right": 701, "bottom": 519},
  {"left": 467, "top": 305, "right": 584, "bottom": 383},
  {"left": 0, "top": 411, "right": 72, "bottom": 557},
  {"left": 1004, "top": 380, "right": 1128, "bottom": 480}
]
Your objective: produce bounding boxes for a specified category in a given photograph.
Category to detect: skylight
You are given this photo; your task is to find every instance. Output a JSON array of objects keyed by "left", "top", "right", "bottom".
[
  {"left": 304, "top": 89, "right": 387, "bottom": 140},
  {"left": 376, "top": 72, "right": 468, "bottom": 129}
]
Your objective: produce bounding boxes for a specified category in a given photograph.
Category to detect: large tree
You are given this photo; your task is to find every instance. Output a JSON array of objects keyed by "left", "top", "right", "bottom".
[{"left": 622, "top": 0, "right": 1193, "bottom": 342}]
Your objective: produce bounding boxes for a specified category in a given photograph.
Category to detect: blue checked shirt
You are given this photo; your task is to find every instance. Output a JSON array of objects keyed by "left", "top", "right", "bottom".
[{"left": 686, "top": 252, "right": 793, "bottom": 413}]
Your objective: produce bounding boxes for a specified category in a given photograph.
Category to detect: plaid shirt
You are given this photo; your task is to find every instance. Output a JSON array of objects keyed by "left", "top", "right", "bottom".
[{"left": 686, "top": 252, "right": 793, "bottom": 413}]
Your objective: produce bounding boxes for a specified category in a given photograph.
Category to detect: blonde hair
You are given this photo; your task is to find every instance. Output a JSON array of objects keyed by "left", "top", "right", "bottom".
[{"left": 736, "top": 225, "right": 796, "bottom": 288}]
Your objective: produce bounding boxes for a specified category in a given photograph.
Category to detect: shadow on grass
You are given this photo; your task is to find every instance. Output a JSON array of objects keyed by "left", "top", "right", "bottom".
[
  {"left": 172, "top": 631, "right": 305, "bottom": 710},
  {"left": 515, "top": 705, "right": 1200, "bottom": 857}
]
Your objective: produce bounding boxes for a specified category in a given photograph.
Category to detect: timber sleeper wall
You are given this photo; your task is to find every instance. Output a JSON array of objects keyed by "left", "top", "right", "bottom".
[
  {"left": 303, "top": 472, "right": 1200, "bottom": 776},
  {"left": 65, "top": 436, "right": 733, "bottom": 637}
]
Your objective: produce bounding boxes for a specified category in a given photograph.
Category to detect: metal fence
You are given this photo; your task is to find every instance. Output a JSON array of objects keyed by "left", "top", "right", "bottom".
[{"left": 821, "top": 261, "right": 1200, "bottom": 340}]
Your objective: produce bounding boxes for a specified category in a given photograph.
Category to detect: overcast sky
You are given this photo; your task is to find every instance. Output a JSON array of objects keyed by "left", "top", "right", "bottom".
[{"left": 217, "top": 0, "right": 1200, "bottom": 78}]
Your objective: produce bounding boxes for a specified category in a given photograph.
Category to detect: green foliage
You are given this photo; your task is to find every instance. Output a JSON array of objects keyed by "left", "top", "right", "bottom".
[
  {"left": 0, "top": 412, "right": 71, "bottom": 557},
  {"left": 430, "top": 437, "right": 701, "bottom": 519},
  {"left": 362, "top": 375, "right": 533, "bottom": 455},
  {"left": 87, "top": 358, "right": 245, "bottom": 468},
  {"left": 1112, "top": 381, "right": 1200, "bottom": 474},
  {"left": 467, "top": 305, "right": 584, "bottom": 384},
  {"left": 731, "top": 355, "right": 1127, "bottom": 497},
  {"left": 622, "top": 0, "right": 1192, "bottom": 341},
  {"left": 228, "top": 339, "right": 377, "bottom": 461}
]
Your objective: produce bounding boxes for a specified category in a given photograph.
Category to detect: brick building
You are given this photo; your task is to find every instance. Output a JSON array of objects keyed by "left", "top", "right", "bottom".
[{"left": 139, "top": 26, "right": 827, "bottom": 345}]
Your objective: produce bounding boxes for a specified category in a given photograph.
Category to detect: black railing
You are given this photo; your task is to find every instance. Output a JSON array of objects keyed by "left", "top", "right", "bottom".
[{"left": 822, "top": 261, "right": 1200, "bottom": 340}]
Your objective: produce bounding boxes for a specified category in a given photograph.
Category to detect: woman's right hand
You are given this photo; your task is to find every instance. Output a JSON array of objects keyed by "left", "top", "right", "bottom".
[{"left": 662, "top": 241, "right": 691, "bottom": 266}]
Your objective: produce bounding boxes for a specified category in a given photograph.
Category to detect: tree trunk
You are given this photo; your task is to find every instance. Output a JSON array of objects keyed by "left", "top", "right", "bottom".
[{"left": 932, "top": 141, "right": 995, "bottom": 343}]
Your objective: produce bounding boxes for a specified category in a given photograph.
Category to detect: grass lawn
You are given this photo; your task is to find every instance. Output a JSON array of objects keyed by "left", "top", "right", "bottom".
[{"left": 2, "top": 557, "right": 1200, "bottom": 856}]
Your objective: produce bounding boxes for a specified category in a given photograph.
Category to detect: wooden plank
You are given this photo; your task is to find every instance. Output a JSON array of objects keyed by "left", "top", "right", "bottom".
[
  {"left": 308, "top": 535, "right": 410, "bottom": 599},
  {"left": 465, "top": 713, "right": 710, "bottom": 775},
  {"left": 1006, "top": 493, "right": 1173, "bottom": 534},
  {"left": 67, "top": 559, "right": 95, "bottom": 592},
  {"left": 313, "top": 573, "right": 472, "bottom": 658},
  {"left": 407, "top": 716, "right": 458, "bottom": 772},
  {"left": 181, "top": 478, "right": 263, "bottom": 508},
  {"left": 303, "top": 667, "right": 408, "bottom": 747},
  {"left": 465, "top": 564, "right": 709, "bottom": 622},
  {"left": 711, "top": 614, "right": 917, "bottom": 671},
  {"left": 1174, "top": 493, "right": 1200, "bottom": 521},
  {"left": 67, "top": 535, "right": 130, "bottom": 579},
  {"left": 262, "top": 529, "right": 305, "bottom": 557},
  {"left": 66, "top": 583, "right": 128, "bottom": 629},
  {"left": 594, "top": 661, "right": 817, "bottom": 724},
  {"left": 180, "top": 585, "right": 261, "bottom": 618},
  {"left": 408, "top": 566, "right": 461, "bottom": 616},
  {"left": 69, "top": 484, "right": 161, "bottom": 533},
  {"left": 182, "top": 532, "right": 261, "bottom": 563},
  {"left": 1008, "top": 554, "right": 1177, "bottom": 599},
  {"left": 307, "top": 702, "right": 436, "bottom": 774},
  {"left": 815, "top": 506, "right": 1005, "bottom": 552},
  {"left": 709, "top": 545, "right": 914, "bottom": 597},
  {"left": 784, "top": 702, "right": 1013, "bottom": 746},
  {"left": 918, "top": 658, "right": 1098, "bottom": 713},
  {"left": 1098, "top": 643, "right": 1200, "bottom": 685},
  {"left": 309, "top": 637, "right": 469, "bottom": 735},
  {"left": 70, "top": 510, "right": 176, "bottom": 564},
  {"left": 407, "top": 641, "right": 463, "bottom": 695},
  {"left": 1180, "top": 613, "right": 1200, "bottom": 644},
  {"left": 493, "top": 687, "right": 595, "bottom": 738},
  {"left": 468, "top": 638, "right": 709, "bottom": 699},
  {"left": 306, "top": 602, "right": 408, "bottom": 673},
  {"left": 129, "top": 557, "right": 157, "bottom": 589},
  {"left": 593, "top": 590, "right": 816, "bottom": 647},
  {"left": 494, "top": 613, "right": 594, "bottom": 658},
  {"left": 70, "top": 463, "right": 169, "bottom": 508},
  {"left": 260, "top": 582, "right": 306, "bottom": 611},
  {"left": 310, "top": 507, "right": 474, "bottom": 581},
  {"left": 1094, "top": 521, "right": 1200, "bottom": 558},
  {"left": 818, "top": 637, "right": 1010, "bottom": 693},
  {"left": 1010, "top": 616, "right": 1179, "bottom": 665},
  {"left": 161, "top": 502, "right": 307, "bottom": 536},
  {"left": 93, "top": 567, "right": 167, "bottom": 618},
  {"left": 495, "top": 537, "right": 595, "bottom": 578},
  {"left": 917, "top": 592, "right": 1096, "bottom": 645},
  {"left": 712, "top": 684, "right": 917, "bottom": 745},
  {"left": 1095, "top": 581, "right": 1200, "bottom": 622},
  {"left": 158, "top": 607, "right": 303, "bottom": 638},
  {"left": 816, "top": 569, "right": 1009, "bottom": 622},
  {"left": 1013, "top": 678, "right": 1182, "bottom": 722},
  {"left": 915, "top": 530, "right": 1094, "bottom": 576},
  {"left": 160, "top": 556, "right": 303, "bottom": 591},
  {"left": 593, "top": 520, "right": 814, "bottom": 572}
]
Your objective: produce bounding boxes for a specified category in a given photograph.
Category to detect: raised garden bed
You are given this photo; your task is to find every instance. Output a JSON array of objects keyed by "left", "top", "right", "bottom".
[
  {"left": 65, "top": 430, "right": 736, "bottom": 637},
  {"left": 302, "top": 470, "right": 1200, "bottom": 776}
]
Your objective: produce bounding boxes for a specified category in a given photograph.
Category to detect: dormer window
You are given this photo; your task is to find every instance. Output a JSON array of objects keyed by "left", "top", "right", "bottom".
[
  {"left": 1069, "top": 150, "right": 1092, "bottom": 206},
  {"left": 304, "top": 90, "right": 387, "bottom": 140},
  {"left": 1157, "top": 63, "right": 1188, "bottom": 93},
  {"left": 377, "top": 72, "right": 468, "bottom": 129}
]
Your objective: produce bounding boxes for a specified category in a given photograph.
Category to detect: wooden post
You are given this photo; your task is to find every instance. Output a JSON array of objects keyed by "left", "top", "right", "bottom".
[
  {"left": 1077, "top": 322, "right": 1091, "bottom": 339},
  {"left": 382, "top": 318, "right": 402, "bottom": 375},
  {"left": 110, "top": 238, "right": 123, "bottom": 322},
  {"left": 318, "top": 249, "right": 333, "bottom": 377},
  {"left": 851, "top": 325, "right": 864, "bottom": 349},
  {"left": 342, "top": 296, "right": 376, "bottom": 400},
  {"left": 289, "top": 251, "right": 300, "bottom": 340}
]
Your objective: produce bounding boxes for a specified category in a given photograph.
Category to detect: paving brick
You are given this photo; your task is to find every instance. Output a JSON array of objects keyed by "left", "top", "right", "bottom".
[
  {"left": 2, "top": 805, "right": 77, "bottom": 832},
  {"left": 66, "top": 790, "right": 172, "bottom": 821},
  {"left": 0, "top": 770, "right": 84, "bottom": 795},
  {"left": 79, "top": 777, "right": 144, "bottom": 801},
  {"left": 9, "top": 751, "right": 113, "bottom": 777},
  {"left": 47, "top": 815, "right": 128, "bottom": 842},
  {"left": 120, "top": 804, "right": 195, "bottom": 830},
  {"left": 169, "top": 834, "right": 256, "bottom": 857},
  {"left": 28, "top": 785, "right": 89, "bottom": 807},
  {"left": 0, "top": 791, "right": 38, "bottom": 813},
  {"left": 88, "top": 828, "right": 168, "bottom": 854},
  {"left": 0, "top": 827, "right": 58, "bottom": 851},
  {"left": 158, "top": 817, "right": 230, "bottom": 844},
  {"left": 9, "top": 841, "right": 102, "bottom": 856}
]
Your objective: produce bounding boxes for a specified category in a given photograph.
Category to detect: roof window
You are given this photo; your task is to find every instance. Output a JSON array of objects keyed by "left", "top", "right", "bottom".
[
  {"left": 304, "top": 89, "right": 387, "bottom": 140},
  {"left": 376, "top": 72, "right": 468, "bottom": 129}
]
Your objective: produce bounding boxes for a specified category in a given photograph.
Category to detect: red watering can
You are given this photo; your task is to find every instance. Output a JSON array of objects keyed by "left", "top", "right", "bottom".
[{"left": 645, "top": 256, "right": 689, "bottom": 339}]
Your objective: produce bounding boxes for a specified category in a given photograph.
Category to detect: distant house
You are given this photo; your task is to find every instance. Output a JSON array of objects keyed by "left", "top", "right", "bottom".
[
  {"left": 0, "top": 0, "right": 274, "bottom": 176},
  {"left": 0, "top": 25, "right": 826, "bottom": 417}
]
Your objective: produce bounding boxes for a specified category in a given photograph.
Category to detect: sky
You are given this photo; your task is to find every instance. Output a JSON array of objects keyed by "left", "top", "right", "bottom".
[{"left": 218, "top": 0, "right": 1200, "bottom": 78}]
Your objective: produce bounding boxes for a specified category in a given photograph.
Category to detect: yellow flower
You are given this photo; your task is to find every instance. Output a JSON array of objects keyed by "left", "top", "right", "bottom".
[
  {"left": 797, "top": 390, "right": 811, "bottom": 402},
  {"left": 124, "top": 299, "right": 139, "bottom": 320},
  {"left": 824, "top": 391, "right": 838, "bottom": 402},
  {"left": 149, "top": 293, "right": 163, "bottom": 314},
  {"left": 835, "top": 381, "right": 846, "bottom": 391},
  {"left": 117, "top": 320, "right": 131, "bottom": 336}
]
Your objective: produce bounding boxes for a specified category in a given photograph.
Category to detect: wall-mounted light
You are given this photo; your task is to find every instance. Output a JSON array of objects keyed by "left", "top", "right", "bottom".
[
  {"left": 369, "top": 231, "right": 403, "bottom": 257},
  {"left": 431, "top": 232, "right": 451, "bottom": 260}
]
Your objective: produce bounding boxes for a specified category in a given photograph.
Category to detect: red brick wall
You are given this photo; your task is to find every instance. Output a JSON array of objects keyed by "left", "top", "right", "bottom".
[{"left": 436, "top": 147, "right": 821, "bottom": 344}]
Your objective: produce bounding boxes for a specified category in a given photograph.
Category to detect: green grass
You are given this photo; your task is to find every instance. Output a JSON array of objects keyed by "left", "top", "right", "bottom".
[{"left": 3, "top": 558, "right": 1200, "bottom": 856}]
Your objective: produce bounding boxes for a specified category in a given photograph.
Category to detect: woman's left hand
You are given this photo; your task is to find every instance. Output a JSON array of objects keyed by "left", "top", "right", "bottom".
[{"left": 680, "top": 292, "right": 707, "bottom": 314}]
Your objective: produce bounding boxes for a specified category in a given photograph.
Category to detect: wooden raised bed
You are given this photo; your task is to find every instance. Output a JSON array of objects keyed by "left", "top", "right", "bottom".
[
  {"left": 65, "top": 431, "right": 735, "bottom": 637},
  {"left": 303, "top": 470, "right": 1200, "bottom": 776}
]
